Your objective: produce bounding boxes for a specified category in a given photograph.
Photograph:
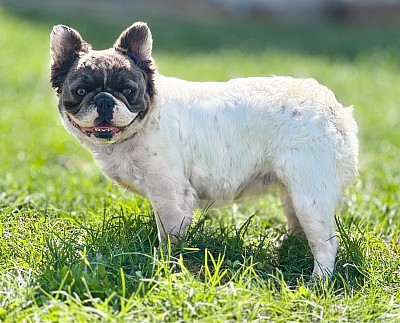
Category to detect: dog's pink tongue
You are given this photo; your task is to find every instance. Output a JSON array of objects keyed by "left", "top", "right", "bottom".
[
  {"left": 93, "top": 122, "right": 118, "bottom": 131},
  {"left": 94, "top": 121, "right": 114, "bottom": 128}
]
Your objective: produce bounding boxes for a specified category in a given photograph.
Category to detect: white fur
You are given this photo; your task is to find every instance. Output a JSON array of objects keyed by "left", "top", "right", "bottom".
[
  {"left": 68, "top": 100, "right": 138, "bottom": 128},
  {"left": 82, "top": 73, "right": 358, "bottom": 276}
]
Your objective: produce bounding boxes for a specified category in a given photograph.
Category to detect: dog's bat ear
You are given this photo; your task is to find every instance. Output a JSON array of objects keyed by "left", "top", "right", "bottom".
[
  {"left": 114, "top": 22, "right": 153, "bottom": 62},
  {"left": 50, "top": 25, "right": 91, "bottom": 69}
]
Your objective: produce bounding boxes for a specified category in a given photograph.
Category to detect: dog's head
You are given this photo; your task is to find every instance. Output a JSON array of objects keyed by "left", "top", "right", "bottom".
[{"left": 50, "top": 22, "right": 155, "bottom": 145}]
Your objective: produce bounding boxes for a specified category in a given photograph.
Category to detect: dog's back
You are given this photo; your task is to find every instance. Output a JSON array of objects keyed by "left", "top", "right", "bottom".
[{"left": 152, "top": 74, "right": 358, "bottom": 200}]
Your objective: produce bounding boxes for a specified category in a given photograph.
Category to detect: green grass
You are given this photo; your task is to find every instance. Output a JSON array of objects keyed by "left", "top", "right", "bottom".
[{"left": 1, "top": 5, "right": 400, "bottom": 322}]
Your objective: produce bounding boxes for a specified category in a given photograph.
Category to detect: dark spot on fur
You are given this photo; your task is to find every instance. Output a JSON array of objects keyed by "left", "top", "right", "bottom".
[{"left": 291, "top": 109, "right": 302, "bottom": 117}]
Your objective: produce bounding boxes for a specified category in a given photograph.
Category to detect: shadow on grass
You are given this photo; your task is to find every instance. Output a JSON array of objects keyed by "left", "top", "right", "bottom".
[
  {"left": 2, "top": 3, "right": 400, "bottom": 60},
  {"left": 34, "top": 204, "right": 366, "bottom": 307}
]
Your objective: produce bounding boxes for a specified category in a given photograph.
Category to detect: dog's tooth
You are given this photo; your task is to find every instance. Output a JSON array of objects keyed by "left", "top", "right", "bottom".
[{"left": 94, "top": 128, "right": 113, "bottom": 133}]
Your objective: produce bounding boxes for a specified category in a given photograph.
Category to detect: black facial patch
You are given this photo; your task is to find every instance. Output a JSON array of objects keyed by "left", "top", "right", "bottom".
[
  {"left": 58, "top": 50, "right": 155, "bottom": 117},
  {"left": 62, "top": 99, "right": 81, "bottom": 114}
]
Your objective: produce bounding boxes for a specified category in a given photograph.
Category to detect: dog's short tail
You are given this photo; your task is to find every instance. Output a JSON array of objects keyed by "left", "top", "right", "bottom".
[{"left": 336, "top": 105, "right": 359, "bottom": 190}]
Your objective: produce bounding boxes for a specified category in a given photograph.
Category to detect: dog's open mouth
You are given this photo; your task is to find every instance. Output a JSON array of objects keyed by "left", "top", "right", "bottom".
[{"left": 69, "top": 118, "right": 127, "bottom": 140}]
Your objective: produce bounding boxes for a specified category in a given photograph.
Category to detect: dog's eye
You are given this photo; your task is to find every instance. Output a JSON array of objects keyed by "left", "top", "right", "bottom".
[
  {"left": 122, "top": 88, "right": 133, "bottom": 96},
  {"left": 76, "top": 88, "right": 87, "bottom": 96}
]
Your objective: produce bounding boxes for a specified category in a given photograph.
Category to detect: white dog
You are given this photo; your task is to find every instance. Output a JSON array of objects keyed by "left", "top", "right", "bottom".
[{"left": 50, "top": 22, "right": 358, "bottom": 276}]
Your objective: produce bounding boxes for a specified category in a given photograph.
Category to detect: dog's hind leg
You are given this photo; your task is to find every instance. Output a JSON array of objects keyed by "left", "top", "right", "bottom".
[
  {"left": 291, "top": 192, "right": 339, "bottom": 276},
  {"left": 279, "top": 186, "right": 304, "bottom": 235},
  {"left": 279, "top": 147, "right": 341, "bottom": 276}
]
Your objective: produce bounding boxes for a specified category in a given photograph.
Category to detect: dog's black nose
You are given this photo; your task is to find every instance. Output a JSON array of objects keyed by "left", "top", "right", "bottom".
[
  {"left": 94, "top": 93, "right": 115, "bottom": 123},
  {"left": 96, "top": 96, "right": 114, "bottom": 109}
]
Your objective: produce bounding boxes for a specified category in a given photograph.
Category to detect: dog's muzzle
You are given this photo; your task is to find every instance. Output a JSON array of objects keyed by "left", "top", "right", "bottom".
[
  {"left": 69, "top": 116, "right": 128, "bottom": 140},
  {"left": 94, "top": 92, "right": 115, "bottom": 125},
  {"left": 67, "top": 91, "right": 140, "bottom": 141}
]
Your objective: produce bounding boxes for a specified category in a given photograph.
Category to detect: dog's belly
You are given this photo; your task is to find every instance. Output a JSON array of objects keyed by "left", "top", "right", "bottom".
[
  {"left": 195, "top": 170, "right": 279, "bottom": 210},
  {"left": 189, "top": 164, "right": 279, "bottom": 201}
]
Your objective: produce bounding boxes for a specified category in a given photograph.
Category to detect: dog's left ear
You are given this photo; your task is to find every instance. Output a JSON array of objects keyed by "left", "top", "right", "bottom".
[
  {"left": 114, "top": 22, "right": 153, "bottom": 62},
  {"left": 50, "top": 25, "right": 90, "bottom": 69}
]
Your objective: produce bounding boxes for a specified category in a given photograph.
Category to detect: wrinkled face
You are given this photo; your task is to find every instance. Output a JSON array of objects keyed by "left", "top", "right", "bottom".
[
  {"left": 58, "top": 50, "right": 153, "bottom": 144},
  {"left": 50, "top": 22, "right": 155, "bottom": 145}
]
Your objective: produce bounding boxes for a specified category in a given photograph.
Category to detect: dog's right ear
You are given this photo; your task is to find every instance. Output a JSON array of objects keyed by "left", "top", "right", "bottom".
[
  {"left": 50, "top": 25, "right": 91, "bottom": 92},
  {"left": 50, "top": 25, "right": 91, "bottom": 69}
]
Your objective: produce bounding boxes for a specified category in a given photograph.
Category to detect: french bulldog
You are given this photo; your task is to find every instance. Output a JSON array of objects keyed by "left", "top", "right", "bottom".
[{"left": 50, "top": 22, "right": 358, "bottom": 276}]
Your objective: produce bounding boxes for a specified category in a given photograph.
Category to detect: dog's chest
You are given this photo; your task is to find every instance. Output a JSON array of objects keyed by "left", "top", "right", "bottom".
[{"left": 93, "top": 143, "right": 149, "bottom": 196}]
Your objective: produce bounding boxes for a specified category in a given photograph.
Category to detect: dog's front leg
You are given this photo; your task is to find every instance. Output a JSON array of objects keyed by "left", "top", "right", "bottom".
[{"left": 148, "top": 183, "right": 198, "bottom": 244}]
